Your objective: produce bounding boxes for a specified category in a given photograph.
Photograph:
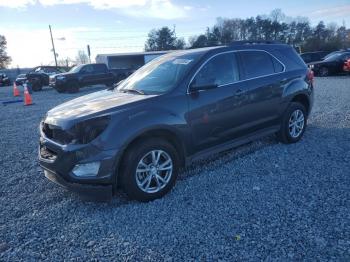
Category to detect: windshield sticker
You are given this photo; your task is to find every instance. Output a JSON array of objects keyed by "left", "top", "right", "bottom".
[{"left": 172, "top": 59, "right": 193, "bottom": 65}]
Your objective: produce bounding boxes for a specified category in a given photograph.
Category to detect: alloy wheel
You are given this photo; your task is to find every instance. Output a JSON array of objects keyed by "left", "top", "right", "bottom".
[
  {"left": 135, "top": 150, "right": 173, "bottom": 194},
  {"left": 288, "top": 109, "right": 305, "bottom": 138}
]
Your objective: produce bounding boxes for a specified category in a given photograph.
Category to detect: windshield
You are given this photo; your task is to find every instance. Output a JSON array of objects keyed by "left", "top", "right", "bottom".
[
  {"left": 69, "top": 65, "right": 84, "bottom": 73},
  {"left": 117, "top": 52, "right": 200, "bottom": 94}
]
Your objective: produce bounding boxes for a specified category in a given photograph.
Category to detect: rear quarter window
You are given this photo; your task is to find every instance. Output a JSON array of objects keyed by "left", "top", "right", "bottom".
[
  {"left": 239, "top": 51, "right": 283, "bottom": 79},
  {"left": 273, "top": 47, "right": 307, "bottom": 70}
]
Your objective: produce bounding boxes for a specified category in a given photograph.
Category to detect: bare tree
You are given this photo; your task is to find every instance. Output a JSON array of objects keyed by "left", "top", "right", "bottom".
[
  {"left": 57, "top": 57, "right": 74, "bottom": 67},
  {"left": 75, "top": 50, "right": 89, "bottom": 65},
  {"left": 0, "top": 35, "right": 11, "bottom": 69}
]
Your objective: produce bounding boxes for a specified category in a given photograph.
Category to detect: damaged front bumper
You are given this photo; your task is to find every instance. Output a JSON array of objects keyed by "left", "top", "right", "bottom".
[{"left": 38, "top": 123, "right": 120, "bottom": 201}]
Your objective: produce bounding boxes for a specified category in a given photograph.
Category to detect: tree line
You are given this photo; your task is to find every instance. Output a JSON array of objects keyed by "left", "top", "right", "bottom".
[{"left": 145, "top": 9, "right": 350, "bottom": 53}]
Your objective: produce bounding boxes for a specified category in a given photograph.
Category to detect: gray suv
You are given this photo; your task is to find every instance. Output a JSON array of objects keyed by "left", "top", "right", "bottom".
[{"left": 39, "top": 41, "right": 314, "bottom": 202}]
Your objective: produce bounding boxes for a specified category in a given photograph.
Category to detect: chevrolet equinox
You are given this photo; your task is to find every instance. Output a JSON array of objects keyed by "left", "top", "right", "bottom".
[{"left": 39, "top": 41, "right": 314, "bottom": 202}]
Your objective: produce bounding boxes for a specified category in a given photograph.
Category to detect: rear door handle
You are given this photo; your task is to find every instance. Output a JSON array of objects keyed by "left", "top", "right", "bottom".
[
  {"left": 235, "top": 88, "right": 244, "bottom": 95},
  {"left": 280, "top": 78, "right": 288, "bottom": 84}
]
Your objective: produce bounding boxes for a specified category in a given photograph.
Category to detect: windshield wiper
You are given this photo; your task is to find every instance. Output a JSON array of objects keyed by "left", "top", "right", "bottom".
[{"left": 119, "top": 88, "right": 145, "bottom": 95}]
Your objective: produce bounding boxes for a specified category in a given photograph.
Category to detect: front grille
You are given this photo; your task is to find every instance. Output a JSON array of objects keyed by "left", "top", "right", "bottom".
[
  {"left": 49, "top": 78, "right": 56, "bottom": 85},
  {"left": 42, "top": 123, "right": 73, "bottom": 144}
]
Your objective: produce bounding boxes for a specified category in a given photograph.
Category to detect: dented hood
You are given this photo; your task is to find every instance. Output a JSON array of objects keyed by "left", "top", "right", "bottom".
[{"left": 45, "top": 89, "right": 155, "bottom": 127}]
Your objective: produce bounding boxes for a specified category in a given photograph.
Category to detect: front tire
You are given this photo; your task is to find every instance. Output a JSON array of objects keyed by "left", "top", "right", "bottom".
[
  {"left": 120, "top": 138, "right": 179, "bottom": 202},
  {"left": 67, "top": 81, "right": 80, "bottom": 93},
  {"left": 31, "top": 78, "right": 43, "bottom": 91},
  {"left": 277, "top": 102, "right": 307, "bottom": 144}
]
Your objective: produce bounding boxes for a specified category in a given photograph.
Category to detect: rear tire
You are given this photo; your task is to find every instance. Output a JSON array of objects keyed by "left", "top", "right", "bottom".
[
  {"left": 277, "top": 102, "right": 307, "bottom": 144},
  {"left": 319, "top": 67, "right": 329, "bottom": 77},
  {"left": 120, "top": 138, "right": 179, "bottom": 202}
]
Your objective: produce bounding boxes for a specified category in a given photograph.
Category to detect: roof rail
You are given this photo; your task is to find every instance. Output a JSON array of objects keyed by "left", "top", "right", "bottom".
[{"left": 229, "top": 40, "right": 282, "bottom": 46}]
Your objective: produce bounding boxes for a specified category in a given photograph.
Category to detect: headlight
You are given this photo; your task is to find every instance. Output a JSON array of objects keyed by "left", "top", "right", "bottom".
[
  {"left": 72, "top": 115, "right": 111, "bottom": 144},
  {"left": 57, "top": 76, "right": 66, "bottom": 81},
  {"left": 309, "top": 64, "right": 314, "bottom": 69}
]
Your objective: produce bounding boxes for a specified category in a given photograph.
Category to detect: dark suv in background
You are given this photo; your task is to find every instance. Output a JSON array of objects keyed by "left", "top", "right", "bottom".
[
  {"left": 0, "top": 73, "right": 11, "bottom": 86},
  {"left": 27, "top": 66, "right": 68, "bottom": 91},
  {"left": 39, "top": 41, "right": 314, "bottom": 202},
  {"left": 50, "top": 63, "right": 115, "bottom": 93}
]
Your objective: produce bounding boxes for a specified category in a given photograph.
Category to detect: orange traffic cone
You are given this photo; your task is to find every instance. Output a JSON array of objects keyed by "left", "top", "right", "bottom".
[
  {"left": 13, "top": 82, "right": 20, "bottom": 97},
  {"left": 24, "top": 84, "right": 33, "bottom": 106}
]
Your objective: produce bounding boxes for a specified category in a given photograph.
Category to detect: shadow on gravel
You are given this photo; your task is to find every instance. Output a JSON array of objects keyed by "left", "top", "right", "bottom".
[{"left": 179, "top": 135, "right": 277, "bottom": 181}]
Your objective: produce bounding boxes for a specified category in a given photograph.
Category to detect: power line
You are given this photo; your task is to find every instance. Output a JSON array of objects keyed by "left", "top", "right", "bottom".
[
  {"left": 73, "top": 33, "right": 200, "bottom": 41},
  {"left": 49, "top": 25, "right": 58, "bottom": 67},
  {"left": 59, "top": 45, "right": 145, "bottom": 50}
]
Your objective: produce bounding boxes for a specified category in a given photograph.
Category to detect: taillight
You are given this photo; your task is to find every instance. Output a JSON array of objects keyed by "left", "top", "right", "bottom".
[{"left": 307, "top": 69, "right": 314, "bottom": 84}]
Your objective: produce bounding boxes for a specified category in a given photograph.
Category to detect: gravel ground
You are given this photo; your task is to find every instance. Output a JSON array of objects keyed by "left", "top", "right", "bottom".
[{"left": 0, "top": 78, "right": 349, "bottom": 261}]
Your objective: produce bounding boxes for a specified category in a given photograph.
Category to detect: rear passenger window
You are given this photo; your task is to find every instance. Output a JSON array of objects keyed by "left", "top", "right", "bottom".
[
  {"left": 193, "top": 53, "right": 239, "bottom": 87},
  {"left": 82, "top": 65, "right": 94, "bottom": 73},
  {"left": 240, "top": 51, "right": 283, "bottom": 79}
]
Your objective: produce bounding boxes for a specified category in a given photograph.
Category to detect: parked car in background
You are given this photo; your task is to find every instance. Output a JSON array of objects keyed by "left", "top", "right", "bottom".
[
  {"left": 323, "top": 48, "right": 350, "bottom": 60},
  {"left": 0, "top": 74, "right": 11, "bottom": 86},
  {"left": 49, "top": 63, "right": 116, "bottom": 93},
  {"left": 309, "top": 51, "right": 350, "bottom": 76},
  {"left": 15, "top": 74, "right": 27, "bottom": 86},
  {"left": 300, "top": 51, "right": 329, "bottom": 63},
  {"left": 27, "top": 66, "right": 68, "bottom": 91},
  {"left": 39, "top": 41, "right": 314, "bottom": 201}
]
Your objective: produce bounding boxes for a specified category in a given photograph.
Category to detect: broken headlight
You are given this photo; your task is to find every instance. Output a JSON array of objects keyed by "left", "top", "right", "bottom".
[{"left": 73, "top": 115, "right": 111, "bottom": 144}]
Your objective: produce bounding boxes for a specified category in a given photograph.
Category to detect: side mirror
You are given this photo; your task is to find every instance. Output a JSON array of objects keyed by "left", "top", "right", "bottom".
[{"left": 189, "top": 82, "right": 218, "bottom": 93}]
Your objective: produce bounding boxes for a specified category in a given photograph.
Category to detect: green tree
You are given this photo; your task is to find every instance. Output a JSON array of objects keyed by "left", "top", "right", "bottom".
[
  {"left": 145, "top": 27, "right": 185, "bottom": 51},
  {"left": 189, "top": 34, "right": 209, "bottom": 48},
  {"left": 0, "top": 35, "right": 11, "bottom": 69},
  {"left": 186, "top": 9, "right": 348, "bottom": 53}
]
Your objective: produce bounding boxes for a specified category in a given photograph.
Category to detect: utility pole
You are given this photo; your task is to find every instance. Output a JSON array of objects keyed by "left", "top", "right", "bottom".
[
  {"left": 49, "top": 25, "right": 58, "bottom": 67},
  {"left": 87, "top": 45, "right": 91, "bottom": 63},
  {"left": 173, "top": 24, "right": 176, "bottom": 37}
]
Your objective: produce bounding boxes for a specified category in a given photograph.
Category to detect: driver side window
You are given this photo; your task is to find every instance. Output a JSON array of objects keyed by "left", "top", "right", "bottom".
[{"left": 193, "top": 53, "right": 239, "bottom": 88}]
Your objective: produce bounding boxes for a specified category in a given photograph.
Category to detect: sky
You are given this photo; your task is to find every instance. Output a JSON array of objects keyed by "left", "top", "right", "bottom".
[{"left": 0, "top": 0, "right": 350, "bottom": 67}]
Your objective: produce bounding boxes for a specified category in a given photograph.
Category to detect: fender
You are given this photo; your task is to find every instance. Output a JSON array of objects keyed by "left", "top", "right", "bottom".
[
  {"left": 280, "top": 74, "right": 310, "bottom": 113},
  {"left": 94, "top": 94, "right": 191, "bottom": 154}
]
